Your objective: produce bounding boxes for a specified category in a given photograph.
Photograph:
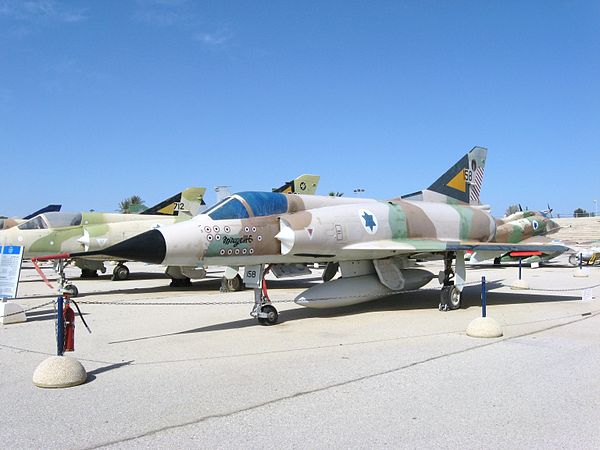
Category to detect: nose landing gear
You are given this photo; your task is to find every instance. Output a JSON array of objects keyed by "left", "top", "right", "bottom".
[{"left": 246, "top": 265, "right": 279, "bottom": 325}]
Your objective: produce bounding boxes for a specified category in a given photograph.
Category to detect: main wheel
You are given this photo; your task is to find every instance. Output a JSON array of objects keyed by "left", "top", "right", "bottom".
[
  {"left": 227, "top": 274, "right": 243, "bottom": 291},
  {"left": 440, "top": 285, "right": 461, "bottom": 311},
  {"left": 112, "top": 265, "right": 130, "bottom": 281},
  {"left": 258, "top": 304, "right": 278, "bottom": 325},
  {"left": 568, "top": 254, "right": 580, "bottom": 267}
]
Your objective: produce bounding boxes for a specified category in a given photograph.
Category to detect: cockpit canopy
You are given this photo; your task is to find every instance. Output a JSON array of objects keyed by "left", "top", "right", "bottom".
[
  {"left": 17, "top": 212, "right": 83, "bottom": 230},
  {"left": 204, "top": 192, "right": 288, "bottom": 220}
]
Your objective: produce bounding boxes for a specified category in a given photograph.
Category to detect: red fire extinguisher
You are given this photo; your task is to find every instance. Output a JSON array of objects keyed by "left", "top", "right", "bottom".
[{"left": 63, "top": 302, "right": 75, "bottom": 352}]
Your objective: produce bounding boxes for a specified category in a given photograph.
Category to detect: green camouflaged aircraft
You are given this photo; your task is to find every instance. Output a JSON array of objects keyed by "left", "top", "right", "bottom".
[
  {"left": 468, "top": 210, "right": 563, "bottom": 265},
  {"left": 3, "top": 175, "right": 320, "bottom": 294},
  {"left": 0, "top": 188, "right": 206, "bottom": 281}
]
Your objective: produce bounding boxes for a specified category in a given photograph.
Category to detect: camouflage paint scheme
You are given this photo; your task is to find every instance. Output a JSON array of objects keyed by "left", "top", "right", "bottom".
[
  {"left": 0, "top": 188, "right": 205, "bottom": 273},
  {"left": 79, "top": 147, "right": 566, "bottom": 313},
  {"left": 468, "top": 210, "right": 563, "bottom": 264},
  {"left": 138, "top": 191, "right": 560, "bottom": 267}
]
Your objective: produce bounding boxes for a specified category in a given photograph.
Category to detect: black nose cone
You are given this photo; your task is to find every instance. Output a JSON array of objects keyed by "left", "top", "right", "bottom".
[{"left": 74, "top": 229, "right": 167, "bottom": 265}]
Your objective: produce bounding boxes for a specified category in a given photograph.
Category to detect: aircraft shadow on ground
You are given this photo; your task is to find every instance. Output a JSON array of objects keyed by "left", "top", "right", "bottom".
[
  {"left": 25, "top": 308, "right": 89, "bottom": 323},
  {"left": 17, "top": 275, "right": 228, "bottom": 300},
  {"left": 86, "top": 360, "right": 134, "bottom": 383},
  {"left": 47, "top": 276, "right": 324, "bottom": 299},
  {"left": 18, "top": 268, "right": 226, "bottom": 285},
  {"left": 108, "top": 283, "right": 581, "bottom": 343}
]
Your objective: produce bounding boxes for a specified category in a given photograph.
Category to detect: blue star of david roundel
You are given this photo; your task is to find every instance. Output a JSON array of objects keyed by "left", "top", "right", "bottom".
[{"left": 359, "top": 209, "right": 378, "bottom": 234}]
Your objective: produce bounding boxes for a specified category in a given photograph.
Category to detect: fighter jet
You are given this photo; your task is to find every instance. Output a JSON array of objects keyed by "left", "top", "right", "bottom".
[
  {"left": 0, "top": 204, "right": 62, "bottom": 230},
  {"left": 212, "top": 174, "right": 321, "bottom": 290},
  {"left": 0, "top": 188, "right": 205, "bottom": 284},
  {"left": 69, "top": 146, "right": 565, "bottom": 324},
  {"left": 468, "top": 210, "right": 564, "bottom": 265}
]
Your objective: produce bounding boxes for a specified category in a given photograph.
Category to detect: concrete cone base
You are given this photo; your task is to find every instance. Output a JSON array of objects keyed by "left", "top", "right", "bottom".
[
  {"left": 33, "top": 356, "right": 87, "bottom": 388},
  {"left": 1, "top": 302, "right": 26, "bottom": 324},
  {"left": 467, "top": 317, "right": 503, "bottom": 338},
  {"left": 573, "top": 268, "right": 590, "bottom": 278},
  {"left": 511, "top": 279, "right": 530, "bottom": 290}
]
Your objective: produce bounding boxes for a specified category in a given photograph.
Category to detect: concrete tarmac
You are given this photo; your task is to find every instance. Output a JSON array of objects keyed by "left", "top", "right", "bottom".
[{"left": 1, "top": 258, "right": 600, "bottom": 449}]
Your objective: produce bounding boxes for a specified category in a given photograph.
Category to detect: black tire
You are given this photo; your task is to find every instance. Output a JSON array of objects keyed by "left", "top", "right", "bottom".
[
  {"left": 112, "top": 265, "right": 130, "bottom": 281},
  {"left": 80, "top": 268, "right": 98, "bottom": 278},
  {"left": 568, "top": 254, "right": 580, "bottom": 267},
  {"left": 64, "top": 284, "right": 79, "bottom": 297},
  {"left": 227, "top": 274, "right": 243, "bottom": 291},
  {"left": 170, "top": 277, "right": 192, "bottom": 287},
  {"left": 259, "top": 304, "right": 278, "bottom": 325},
  {"left": 440, "top": 285, "right": 461, "bottom": 311}
]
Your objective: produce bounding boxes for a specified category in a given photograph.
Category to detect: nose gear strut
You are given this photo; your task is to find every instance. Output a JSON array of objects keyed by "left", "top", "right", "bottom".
[{"left": 249, "top": 265, "right": 279, "bottom": 325}]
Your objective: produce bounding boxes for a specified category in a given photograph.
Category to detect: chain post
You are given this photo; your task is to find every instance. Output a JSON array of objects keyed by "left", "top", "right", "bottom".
[
  {"left": 481, "top": 276, "right": 487, "bottom": 318},
  {"left": 56, "top": 295, "right": 64, "bottom": 356}
]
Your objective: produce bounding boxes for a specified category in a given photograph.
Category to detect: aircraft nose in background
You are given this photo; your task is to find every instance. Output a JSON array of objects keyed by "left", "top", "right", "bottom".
[
  {"left": 96, "top": 229, "right": 167, "bottom": 265},
  {"left": 547, "top": 219, "right": 561, "bottom": 234}
]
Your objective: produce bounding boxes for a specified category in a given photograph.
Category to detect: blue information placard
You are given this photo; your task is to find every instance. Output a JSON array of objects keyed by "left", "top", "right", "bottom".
[{"left": 0, "top": 246, "right": 24, "bottom": 299}]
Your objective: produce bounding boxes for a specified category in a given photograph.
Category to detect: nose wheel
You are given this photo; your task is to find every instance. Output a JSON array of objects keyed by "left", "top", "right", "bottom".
[
  {"left": 54, "top": 259, "right": 79, "bottom": 297},
  {"left": 249, "top": 265, "right": 279, "bottom": 325},
  {"left": 257, "top": 304, "right": 278, "bottom": 325}
]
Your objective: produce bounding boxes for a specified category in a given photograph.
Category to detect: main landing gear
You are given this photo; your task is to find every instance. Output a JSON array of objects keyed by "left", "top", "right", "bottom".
[
  {"left": 220, "top": 274, "right": 243, "bottom": 292},
  {"left": 111, "top": 263, "right": 130, "bottom": 281},
  {"left": 249, "top": 265, "right": 278, "bottom": 325},
  {"left": 439, "top": 252, "right": 464, "bottom": 311}
]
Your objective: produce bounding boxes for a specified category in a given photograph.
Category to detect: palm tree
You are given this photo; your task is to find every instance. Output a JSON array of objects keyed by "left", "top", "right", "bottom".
[
  {"left": 119, "top": 195, "right": 145, "bottom": 214},
  {"left": 505, "top": 204, "right": 521, "bottom": 216}
]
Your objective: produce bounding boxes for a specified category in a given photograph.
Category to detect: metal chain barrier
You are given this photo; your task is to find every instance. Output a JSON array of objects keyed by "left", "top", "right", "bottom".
[
  {"left": 3, "top": 277, "right": 599, "bottom": 317},
  {"left": 517, "top": 282, "right": 600, "bottom": 293},
  {"left": 75, "top": 299, "right": 298, "bottom": 306},
  {"left": 0, "top": 300, "right": 55, "bottom": 319}
]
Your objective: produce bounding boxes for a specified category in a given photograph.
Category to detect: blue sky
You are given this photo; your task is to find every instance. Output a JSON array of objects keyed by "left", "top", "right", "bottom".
[{"left": 1, "top": 0, "right": 599, "bottom": 217}]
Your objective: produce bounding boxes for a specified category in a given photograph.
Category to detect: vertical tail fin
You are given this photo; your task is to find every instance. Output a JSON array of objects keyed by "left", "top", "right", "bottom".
[
  {"left": 401, "top": 146, "right": 487, "bottom": 204},
  {"left": 215, "top": 186, "right": 232, "bottom": 203},
  {"left": 141, "top": 187, "right": 206, "bottom": 217},
  {"left": 23, "top": 204, "right": 62, "bottom": 220},
  {"left": 273, "top": 174, "right": 320, "bottom": 195}
]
